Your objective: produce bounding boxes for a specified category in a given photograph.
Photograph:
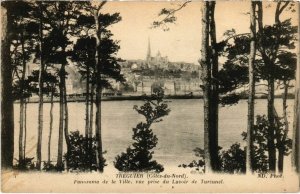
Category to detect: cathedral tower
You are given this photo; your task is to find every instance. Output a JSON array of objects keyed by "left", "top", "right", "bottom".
[{"left": 146, "top": 37, "right": 151, "bottom": 61}]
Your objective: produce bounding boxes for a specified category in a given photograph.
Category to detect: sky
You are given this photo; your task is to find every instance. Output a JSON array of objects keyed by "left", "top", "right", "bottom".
[{"left": 100, "top": 1, "right": 298, "bottom": 64}]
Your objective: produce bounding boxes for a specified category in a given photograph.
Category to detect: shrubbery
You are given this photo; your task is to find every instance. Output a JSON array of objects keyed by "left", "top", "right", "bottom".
[
  {"left": 64, "top": 131, "right": 104, "bottom": 172},
  {"left": 242, "top": 115, "right": 269, "bottom": 172},
  {"left": 179, "top": 115, "right": 291, "bottom": 173},
  {"left": 178, "top": 147, "right": 205, "bottom": 172},
  {"left": 179, "top": 144, "right": 245, "bottom": 173},
  {"left": 43, "top": 161, "right": 59, "bottom": 172},
  {"left": 219, "top": 143, "right": 246, "bottom": 173},
  {"left": 14, "top": 157, "right": 35, "bottom": 171}
]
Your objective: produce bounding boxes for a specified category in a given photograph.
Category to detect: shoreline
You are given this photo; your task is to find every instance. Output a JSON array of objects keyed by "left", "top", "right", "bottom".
[{"left": 14, "top": 94, "right": 294, "bottom": 103}]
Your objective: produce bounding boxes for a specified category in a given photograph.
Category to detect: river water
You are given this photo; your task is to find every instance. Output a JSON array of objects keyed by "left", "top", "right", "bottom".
[{"left": 13, "top": 99, "right": 294, "bottom": 167}]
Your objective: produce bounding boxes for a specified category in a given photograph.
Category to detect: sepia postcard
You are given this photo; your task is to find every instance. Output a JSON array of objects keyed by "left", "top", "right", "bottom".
[{"left": 1, "top": 0, "right": 300, "bottom": 193}]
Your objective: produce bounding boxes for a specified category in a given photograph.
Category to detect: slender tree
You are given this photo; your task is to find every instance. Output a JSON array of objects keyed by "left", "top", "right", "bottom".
[
  {"left": 4, "top": 1, "right": 37, "bottom": 169},
  {"left": 199, "top": 2, "right": 214, "bottom": 172},
  {"left": 273, "top": 4, "right": 295, "bottom": 172},
  {"left": 246, "top": 1, "right": 257, "bottom": 174},
  {"left": 9, "top": 1, "right": 36, "bottom": 166},
  {"left": 23, "top": 99, "right": 27, "bottom": 159},
  {"left": 275, "top": 51, "right": 296, "bottom": 173},
  {"left": 208, "top": 1, "right": 220, "bottom": 171},
  {"left": 36, "top": 2, "right": 45, "bottom": 170},
  {"left": 292, "top": 2, "right": 300, "bottom": 173},
  {"left": 41, "top": 2, "right": 80, "bottom": 169},
  {"left": 256, "top": 1, "right": 296, "bottom": 172},
  {"left": 48, "top": 84, "right": 55, "bottom": 164},
  {"left": 45, "top": 72, "right": 58, "bottom": 165},
  {"left": 80, "top": 2, "right": 125, "bottom": 171},
  {"left": 198, "top": 2, "right": 220, "bottom": 172},
  {"left": 25, "top": 68, "right": 59, "bottom": 169},
  {"left": 91, "top": 1, "right": 107, "bottom": 172},
  {"left": 90, "top": 84, "right": 94, "bottom": 137},
  {"left": 73, "top": 36, "right": 96, "bottom": 138},
  {"left": 1, "top": 2, "right": 14, "bottom": 169},
  {"left": 85, "top": 68, "right": 90, "bottom": 137}
]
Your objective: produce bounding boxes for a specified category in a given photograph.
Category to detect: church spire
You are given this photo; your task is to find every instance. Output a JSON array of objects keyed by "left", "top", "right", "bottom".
[{"left": 146, "top": 37, "right": 151, "bottom": 61}]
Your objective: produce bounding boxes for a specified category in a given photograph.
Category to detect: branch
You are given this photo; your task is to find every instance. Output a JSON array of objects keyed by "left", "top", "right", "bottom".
[
  {"left": 276, "top": 81, "right": 284, "bottom": 90},
  {"left": 152, "top": 1, "right": 191, "bottom": 30},
  {"left": 279, "top": 2, "right": 290, "bottom": 16},
  {"left": 95, "top": 1, "right": 107, "bottom": 14},
  {"left": 98, "top": 1, "right": 107, "bottom": 11},
  {"left": 13, "top": 66, "right": 21, "bottom": 81}
]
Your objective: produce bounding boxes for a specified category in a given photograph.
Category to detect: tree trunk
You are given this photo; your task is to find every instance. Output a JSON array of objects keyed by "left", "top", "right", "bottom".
[
  {"left": 246, "top": 2, "right": 257, "bottom": 174},
  {"left": 200, "top": 2, "right": 212, "bottom": 173},
  {"left": 36, "top": 7, "right": 44, "bottom": 170},
  {"left": 63, "top": 74, "right": 70, "bottom": 170},
  {"left": 57, "top": 64, "right": 65, "bottom": 169},
  {"left": 257, "top": 2, "right": 277, "bottom": 172},
  {"left": 23, "top": 99, "right": 27, "bottom": 159},
  {"left": 1, "top": 3, "right": 14, "bottom": 170},
  {"left": 19, "top": 32, "right": 27, "bottom": 164},
  {"left": 208, "top": 1, "right": 219, "bottom": 171},
  {"left": 276, "top": 81, "right": 289, "bottom": 173},
  {"left": 48, "top": 87, "right": 54, "bottom": 164},
  {"left": 19, "top": 98, "right": 25, "bottom": 163},
  {"left": 94, "top": 11, "right": 104, "bottom": 172},
  {"left": 95, "top": 81, "right": 103, "bottom": 171},
  {"left": 278, "top": 148, "right": 284, "bottom": 173},
  {"left": 267, "top": 78, "right": 276, "bottom": 172},
  {"left": 266, "top": 2, "right": 291, "bottom": 173},
  {"left": 85, "top": 65, "right": 90, "bottom": 138},
  {"left": 85, "top": 65, "right": 91, "bottom": 163},
  {"left": 89, "top": 83, "right": 94, "bottom": 138},
  {"left": 37, "top": 65, "right": 44, "bottom": 170},
  {"left": 291, "top": 2, "right": 300, "bottom": 173}
]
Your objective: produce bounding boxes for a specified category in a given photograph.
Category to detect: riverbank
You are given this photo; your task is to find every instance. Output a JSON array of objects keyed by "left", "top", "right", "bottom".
[
  {"left": 15, "top": 93, "right": 294, "bottom": 103},
  {"left": 16, "top": 95, "right": 202, "bottom": 103}
]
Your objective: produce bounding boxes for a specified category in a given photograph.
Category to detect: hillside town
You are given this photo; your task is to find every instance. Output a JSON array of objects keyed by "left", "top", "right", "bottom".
[
  {"left": 25, "top": 38, "right": 294, "bottom": 100},
  {"left": 57, "top": 39, "right": 295, "bottom": 98},
  {"left": 55, "top": 39, "right": 203, "bottom": 97}
]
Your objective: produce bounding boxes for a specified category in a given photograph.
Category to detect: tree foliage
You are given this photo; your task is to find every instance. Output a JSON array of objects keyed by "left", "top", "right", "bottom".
[
  {"left": 219, "top": 18, "right": 297, "bottom": 106},
  {"left": 64, "top": 131, "right": 104, "bottom": 172},
  {"left": 114, "top": 88, "right": 170, "bottom": 172},
  {"left": 73, "top": 12, "right": 125, "bottom": 88}
]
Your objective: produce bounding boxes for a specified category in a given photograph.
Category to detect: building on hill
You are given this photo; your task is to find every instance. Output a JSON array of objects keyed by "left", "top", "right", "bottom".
[{"left": 146, "top": 38, "right": 169, "bottom": 69}]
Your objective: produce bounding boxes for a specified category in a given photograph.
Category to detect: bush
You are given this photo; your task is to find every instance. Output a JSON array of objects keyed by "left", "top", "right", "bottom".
[
  {"left": 43, "top": 161, "right": 58, "bottom": 172},
  {"left": 242, "top": 115, "right": 291, "bottom": 172},
  {"left": 220, "top": 143, "right": 246, "bottom": 173},
  {"left": 114, "top": 88, "right": 170, "bottom": 172},
  {"left": 65, "top": 131, "right": 105, "bottom": 172},
  {"left": 14, "top": 157, "right": 35, "bottom": 171},
  {"left": 242, "top": 115, "right": 269, "bottom": 172},
  {"left": 178, "top": 147, "right": 205, "bottom": 173},
  {"left": 179, "top": 145, "right": 245, "bottom": 174}
]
